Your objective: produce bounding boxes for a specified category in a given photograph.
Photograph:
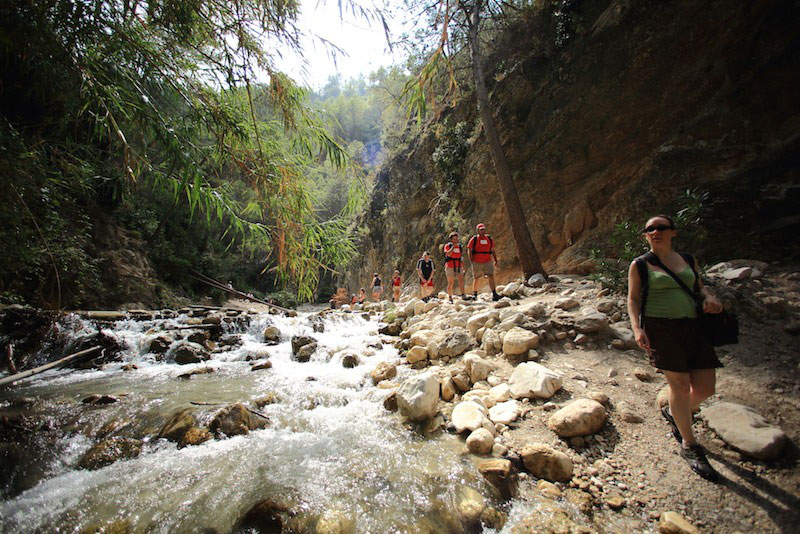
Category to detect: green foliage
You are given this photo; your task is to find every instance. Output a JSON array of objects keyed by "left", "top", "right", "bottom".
[{"left": 432, "top": 121, "right": 471, "bottom": 189}]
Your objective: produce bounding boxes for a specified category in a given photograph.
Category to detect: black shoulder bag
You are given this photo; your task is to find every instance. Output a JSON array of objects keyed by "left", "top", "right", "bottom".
[{"left": 645, "top": 253, "right": 739, "bottom": 346}]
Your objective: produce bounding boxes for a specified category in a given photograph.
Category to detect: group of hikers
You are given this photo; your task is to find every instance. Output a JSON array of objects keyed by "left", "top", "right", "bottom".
[
  {"left": 342, "top": 222, "right": 502, "bottom": 306},
  {"left": 333, "top": 213, "right": 728, "bottom": 484}
]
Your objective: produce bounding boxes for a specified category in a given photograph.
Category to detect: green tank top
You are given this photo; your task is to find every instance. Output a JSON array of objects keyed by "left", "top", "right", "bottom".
[{"left": 645, "top": 266, "right": 698, "bottom": 319}]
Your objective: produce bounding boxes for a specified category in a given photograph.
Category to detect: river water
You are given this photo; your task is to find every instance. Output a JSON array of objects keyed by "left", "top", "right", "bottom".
[{"left": 0, "top": 309, "right": 518, "bottom": 533}]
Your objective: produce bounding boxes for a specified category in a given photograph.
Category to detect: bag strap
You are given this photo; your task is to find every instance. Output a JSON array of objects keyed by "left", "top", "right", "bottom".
[{"left": 646, "top": 253, "right": 703, "bottom": 307}]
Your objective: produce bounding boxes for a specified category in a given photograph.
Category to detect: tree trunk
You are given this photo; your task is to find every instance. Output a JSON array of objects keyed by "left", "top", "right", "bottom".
[{"left": 466, "top": 5, "right": 547, "bottom": 279}]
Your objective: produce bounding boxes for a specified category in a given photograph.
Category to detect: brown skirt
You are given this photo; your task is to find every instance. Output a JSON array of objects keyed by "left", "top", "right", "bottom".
[{"left": 643, "top": 316, "right": 723, "bottom": 373}]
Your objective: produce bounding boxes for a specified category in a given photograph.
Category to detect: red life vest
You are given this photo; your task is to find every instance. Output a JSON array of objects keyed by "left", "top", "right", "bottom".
[
  {"left": 468, "top": 234, "right": 493, "bottom": 263},
  {"left": 443, "top": 243, "right": 463, "bottom": 268},
  {"left": 392, "top": 275, "right": 401, "bottom": 286}
]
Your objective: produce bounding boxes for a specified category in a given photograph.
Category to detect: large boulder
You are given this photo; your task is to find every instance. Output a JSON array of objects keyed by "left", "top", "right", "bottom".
[
  {"left": 452, "top": 401, "right": 489, "bottom": 433},
  {"left": 521, "top": 444, "right": 573, "bottom": 482},
  {"left": 291, "top": 335, "right": 316, "bottom": 355},
  {"left": 294, "top": 342, "right": 318, "bottom": 362},
  {"left": 264, "top": 325, "right": 281, "bottom": 344},
  {"left": 370, "top": 362, "right": 397, "bottom": 384},
  {"left": 410, "top": 330, "right": 437, "bottom": 348},
  {"left": 547, "top": 399, "right": 607, "bottom": 437},
  {"left": 406, "top": 346, "right": 428, "bottom": 364},
  {"left": 79, "top": 437, "right": 142, "bottom": 470},
  {"left": 502, "top": 327, "right": 539, "bottom": 356},
  {"left": 519, "top": 302, "right": 547, "bottom": 318},
  {"left": 172, "top": 341, "right": 210, "bottom": 365},
  {"left": 488, "top": 400, "right": 521, "bottom": 425},
  {"left": 158, "top": 408, "right": 197, "bottom": 442},
  {"left": 437, "top": 328, "right": 472, "bottom": 358},
  {"left": 501, "top": 282, "right": 522, "bottom": 298},
  {"left": 508, "top": 362, "right": 563, "bottom": 399},
  {"left": 209, "top": 403, "right": 252, "bottom": 437},
  {"left": 396, "top": 372, "right": 440, "bottom": 422},
  {"left": 575, "top": 311, "right": 609, "bottom": 334},
  {"left": 700, "top": 402, "right": 787, "bottom": 460}
]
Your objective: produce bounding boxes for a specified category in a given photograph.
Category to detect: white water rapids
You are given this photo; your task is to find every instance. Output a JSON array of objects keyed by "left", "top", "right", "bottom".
[{"left": 0, "top": 309, "right": 514, "bottom": 533}]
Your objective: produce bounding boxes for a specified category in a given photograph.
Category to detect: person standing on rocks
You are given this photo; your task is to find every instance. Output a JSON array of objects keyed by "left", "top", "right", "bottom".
[
  {"left": 416, "top": 251, "right": 435, "bottom": 301},
  {"left": 391, "top": 270, "right": 402, "bottom": 302},
  {"left": 443, "top": 231, "right": 466, "bottom": 302},
  {"left": 371, "top": 273, "right": 383, "bottom": 302},
  {"left": 627, "top": 214, "right": 724, "bottom": 481},
  {"left": 467, "top": 223, "right": 501, "bottom": 301}
]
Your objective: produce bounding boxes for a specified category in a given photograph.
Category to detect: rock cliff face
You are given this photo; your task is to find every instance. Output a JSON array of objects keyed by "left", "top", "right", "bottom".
[{"left": 346, "top": 0, "right": 799, "bottom": 290}]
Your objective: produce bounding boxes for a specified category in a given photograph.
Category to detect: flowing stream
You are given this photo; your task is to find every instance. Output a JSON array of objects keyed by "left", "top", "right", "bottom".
[{"left": 0, "top": 308, "right": 511, "bottom": 533}]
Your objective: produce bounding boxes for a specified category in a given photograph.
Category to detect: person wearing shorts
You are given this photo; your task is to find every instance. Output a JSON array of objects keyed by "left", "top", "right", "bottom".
[
  {"left": 371, "top": 273, "right": 383, "bottom": 302},
  {"left": 467, "top": 223, "right": 500, "bottom": 301},
  {"left": 391, "top": 270, "right": 402, "bottom": 302},
  {"left": 627, "top": 214, "right": 724, "bottom": 482},
  {"left": 443, "top": 231, "right": 465, "bottom": 302},
  {"left": 416, "top": 251, "right": 435, "bottom": 301}
]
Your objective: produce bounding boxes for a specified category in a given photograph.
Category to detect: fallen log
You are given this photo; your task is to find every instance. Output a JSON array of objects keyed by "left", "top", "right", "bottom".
[
  {"left": 189, "top": 271, "right": 291, "bottom": 314},
  {"left": 0, "top": 346, "right": 102, "bottom": 388}
]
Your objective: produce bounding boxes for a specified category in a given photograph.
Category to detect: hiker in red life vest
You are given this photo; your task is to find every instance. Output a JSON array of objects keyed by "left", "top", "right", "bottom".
[
  {"left": 391, "top": 270, "right": 402, "bottom": 302},
  {"left": 443, "top": 231, "right": 466, "bottom": 302},
  {"left": 467, "top": 223, "right": 501, "bottom": 301},
  {"left": 416, "top": 251, "right": 435, "bottom": 301}
]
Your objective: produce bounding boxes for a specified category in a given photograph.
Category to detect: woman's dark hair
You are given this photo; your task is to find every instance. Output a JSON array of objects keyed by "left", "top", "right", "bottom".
[{"left": 645, "top": 214, "right": 675, "bottom": 229}]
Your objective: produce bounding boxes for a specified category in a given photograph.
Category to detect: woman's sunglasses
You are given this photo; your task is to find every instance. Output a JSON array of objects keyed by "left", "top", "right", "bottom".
[{"left": 643, "top": 224, "right": 674, "bottom": 234}]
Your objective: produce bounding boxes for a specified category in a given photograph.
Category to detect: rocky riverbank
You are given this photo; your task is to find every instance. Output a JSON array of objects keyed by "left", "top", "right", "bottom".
[{"left": 358, "top": 260, "right": 800, "bottom": 533}]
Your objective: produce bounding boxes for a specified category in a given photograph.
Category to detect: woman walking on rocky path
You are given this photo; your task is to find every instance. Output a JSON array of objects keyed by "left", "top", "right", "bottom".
[
  {"left": 627, "top": 214, "right": 724, "bottom": 482},
  {"left": 391, "top": 270, "right": 402, "bottom": 302}
]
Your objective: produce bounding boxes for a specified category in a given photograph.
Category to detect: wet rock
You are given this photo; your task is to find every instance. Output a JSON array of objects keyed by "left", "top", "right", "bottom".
[
  {"left": 502, "top": 327, "right": 540, "bottom": 356},
  {"left": 186, "top": 330, "right": 210, "bottom": 345},
  {"left": 178, "top": 367, "right": 214, "bottom": 379},
  {"left": 148, "top": 335, "right": 172, "bottom": 354},
  {"left": 173, "top": 341, "right": 210, "bottom": 365},
  {"left": 210, "top": 403, "right": 252, "bottom": 437},
  {"left": 82, "top": 394, "right": 119, "bottom": 405},
  {"left": 437, "top": 328, "right": 472, "bottom": 358},
  {"left": 234, "top": 499, "right": 293, "bottom": 533},
  {"left": 508, "top": 362, "right": 563, "bottom": 399},
  {"left": 291, "top": 335, "right": 316, "bottom": 355},
  {"left": 658, "top": 511, "right": 699, "bottom": 534},
  {"left": 452, "top": 401, "right": 488, "bottom": 433},
  {"left": 488, "top": 400, "right": 521, "bottom": 425},
  {"left": 383, "top": 391, "right": 398, "bottom": 412},
  {"left": 251, "top": 360, "right": 273, "bottom": 371},
  {"left": 294, "top": 342, "right": 318, "bottom": 362},
  {"left": 521, "top": 444, "right": 573, "bottom": 482},
  {"left": 79, "top": 437, "right": 142, "bottom": 470},
  {"left": 121, "top": 363, "right": 138, "bottom": 371},
  {"left": 466, "top": 428, "right": 495, "bottom": 454},
  {"left": 548, "top": 399, "right": 607, "bottom": 437},
  {"left": 456, "top": 486, "right": 485, "bottom": 528},
  {"left": 370, "top": 362, "right": 397, "bottom": 384},
  {"left": 253, "top": 393, "right": 279, "bottom": 407},
  {"left": 396, "top": 372, "right": 439, "bottom": 421},
  {"left": 341, "top": 353, "right": 359, "bottom": 368},
  {"left": 264, "top": 325, "right": 282, "bottom": 344},
  {"left": 158, "top": 409, "right": 197, "bottom": 442},
  {"left": 478, "top": 458, "right": 517, "bottom": 499},
  {"left": 700, "top": 402, "right": 787, "bottom": 460},
  {"left": 96, "top": 419, "right": 132, "bottom": 439},
  {"left": 565, "top": 489, "right": 594, "bottom": 515},
  {"left": 78, "top": 519, "right": 131, "bottom": 534},
  {"left": 179, "top": 427, "right": 212, "bottom": 448},
  {"left": 379, "top": 323, "right": 402, "bottom": 336},
  {"left": 316, "top": 509, "right": 356, "bottom": 534},
  {"left": 537, "top": 480, "right": 562, "bottom": 499}
]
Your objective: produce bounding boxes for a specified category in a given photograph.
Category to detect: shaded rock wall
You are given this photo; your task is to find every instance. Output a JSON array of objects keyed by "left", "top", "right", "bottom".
[{"left": 345, "top": 0, "right": 800, "bottom": 291}]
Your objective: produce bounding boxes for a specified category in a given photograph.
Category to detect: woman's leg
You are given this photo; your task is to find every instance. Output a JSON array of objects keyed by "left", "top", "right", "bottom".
[
  {"left": 662, "top": 370, "right": 696, "bottom": 444},
  {"left": 446, "top": 271, "right": 454, "bottom": 296},
  {"left": 688, "top": 368, "right": 716, "bottom": 410}
]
